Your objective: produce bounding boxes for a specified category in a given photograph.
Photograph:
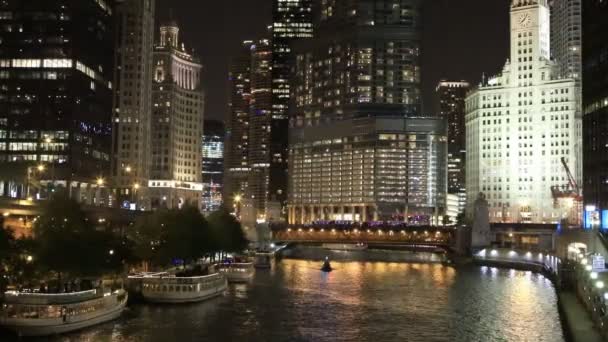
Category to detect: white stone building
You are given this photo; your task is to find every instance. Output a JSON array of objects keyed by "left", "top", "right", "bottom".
[
  {"left": 465, "top": 0, "right": 581, "bottom": 224},
  {"left": 148, "top": 21, "right": 205, "bottom": 209}
]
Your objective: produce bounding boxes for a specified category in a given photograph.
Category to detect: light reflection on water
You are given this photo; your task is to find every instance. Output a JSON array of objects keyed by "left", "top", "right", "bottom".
[{"left": 5, "top": 259, "right": 564, "bottom": 342}]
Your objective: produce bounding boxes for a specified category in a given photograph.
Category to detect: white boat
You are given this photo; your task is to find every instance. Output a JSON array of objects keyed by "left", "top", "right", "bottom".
[
  {"left": 138, "top": 272, "right": 227, "bottom": 304},
  {"left": 253, "top": 252, "right": 273, "bottom": 269},
  {"left": 218, "top": 262, "right": 255, "bottom": 282},
  {"left": 0, "top": 289, "right": 127, "bottom": 337}
]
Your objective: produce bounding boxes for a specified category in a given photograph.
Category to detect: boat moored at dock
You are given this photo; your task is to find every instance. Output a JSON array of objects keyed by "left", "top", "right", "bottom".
[
  {"left": 218, "top": 262, "right": 255, "bottom": 282},
  {"left": 134, "top": 272, "right": 227, "bottom": 304},
  {"left": 0, "top": 288, "right": 128, "bottom": 337},
  {"left": 253, "top": 252, "right": 273, "bottom": 269}
]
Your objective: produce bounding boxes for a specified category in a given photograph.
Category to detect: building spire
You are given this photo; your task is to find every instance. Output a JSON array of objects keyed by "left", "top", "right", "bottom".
[{"left": 160, "top": 9, "right": 179, "bottom": 48}]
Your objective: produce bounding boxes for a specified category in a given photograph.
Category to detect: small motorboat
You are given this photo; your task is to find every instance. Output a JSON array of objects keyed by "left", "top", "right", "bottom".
[{"left": 321, "top": 257, "right": 333, "bottom": 272}]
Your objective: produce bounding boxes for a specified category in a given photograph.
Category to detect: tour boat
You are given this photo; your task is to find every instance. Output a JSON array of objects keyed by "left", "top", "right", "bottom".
[
  {"left": 253, "top": 252, "right": 273, "bottom": 269},
  {"left": 0, "top": 288, "right": 128, "bottom": 337},
  {"left": 218, "top": 262, "right": 255, "bottom": 282},
  {"left": 137, "top": 272, "right": 227, "bottom": 304}
]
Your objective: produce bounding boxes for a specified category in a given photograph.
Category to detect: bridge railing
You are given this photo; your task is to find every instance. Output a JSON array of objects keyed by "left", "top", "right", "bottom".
[{"left": 273, "top": 227, "right": 452, "bottom": 245}]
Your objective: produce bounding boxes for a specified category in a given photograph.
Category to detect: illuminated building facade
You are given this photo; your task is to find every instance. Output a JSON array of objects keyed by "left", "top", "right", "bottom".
[
  {"left": 149, "top": 20, "right": 204, "bottom": 209},
  {"left": 270, "top": 0, "right": 313, "bottom": 215},
  {"left": 225, "top": 39, "right": 287, "bottom": 223},
  {"left": 224, "top": 41, "right": 253, "bottom": 211},
  {"left": 288, "top": 0, "right": 446, "bottom": 225},
  {"left": 466, "top": 0, "right": 581, "bottom": 224},
  {"left": 202, "top": 119, "right": 224, "bottom": 213},
  {"left": 112, "top": 0, "right": 155, "bottom": 209},
  {"left": 247, "top": 39, "right": 274, "bottom": 220},
  {"left": 288, "top": 117, "right": 447, "bottom": 224},
  {"left": 0, "top": 0, "right": 114, "bottom": 200},
  {"left": 549, "top": 0, "right": 582, "bottom": 81},
  {"left": 436, "top": 80, "right": 469, "bottom": 215},
  {"left": 582, "top": 0, "right": 608, "bottom": 227}
]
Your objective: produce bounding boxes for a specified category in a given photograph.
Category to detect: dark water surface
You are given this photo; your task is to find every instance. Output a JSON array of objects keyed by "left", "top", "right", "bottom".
[{"left": 5, "top": 259, "right": 564, "bottom": 342}]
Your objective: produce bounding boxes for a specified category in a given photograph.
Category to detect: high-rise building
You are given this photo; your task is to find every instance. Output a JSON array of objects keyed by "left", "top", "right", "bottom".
[
  {"left": 202, "top": 119, "right": 224, "bottom": 213},
  {"left": 112, "top": 0, "right": 155, "bottom": 209},
  {"left": 247, "top": 38, "right": 274, "bottom": 221},
  {"left": 288, "top": 0, "right": 447, "bottom": 225},
  {"left": 0, "top": 0, "right": 114, "bottom": 202},
  {"left": 148, "top": 20, "right": 204, "bottom": 210},
  {"left": 549, "top": 0, "right": 582, "bottom": 80},
  {"left": 225, "top": 39, "right": 288, "bottom": 224},
  {"left": 271, "top": 0, "right": 314, "bottom": 215},
  {"left": 436, "top": 80, "right": 470, "bottom": 216},
  {"left": 224, "top": 41, "right": 253, "bottom": 211},
  {"left": 466, "top": 0, "right": 581, "bottom": 224},
  {"left": 582, "top": 0, "right": 608, "bottom": 227}
]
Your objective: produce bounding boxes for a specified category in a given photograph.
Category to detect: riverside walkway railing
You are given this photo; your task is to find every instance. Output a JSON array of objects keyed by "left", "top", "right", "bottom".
[{"left": 473, "top": 248, "right": 561, "bottom": 277}]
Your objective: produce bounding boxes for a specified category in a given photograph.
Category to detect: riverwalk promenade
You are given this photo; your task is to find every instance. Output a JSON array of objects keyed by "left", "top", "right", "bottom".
[
  {"left": 472, "top": 248, "right": 605, "bottom": 342},
  {"left": 559, "top": 292, "right": 603, "bottom": 342}
]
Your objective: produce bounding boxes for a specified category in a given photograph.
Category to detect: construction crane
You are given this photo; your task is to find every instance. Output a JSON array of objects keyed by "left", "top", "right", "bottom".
[{"left": 550, "top": 157, "right": 582, "bottom": 226}]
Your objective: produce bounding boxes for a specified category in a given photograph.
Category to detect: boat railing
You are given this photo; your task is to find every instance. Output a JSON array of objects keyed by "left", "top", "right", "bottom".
[
  {"left": 139, "top": 273, "right": 223, "bottom": 284},
  {"left": 127, "top": 272, "right": 170, "bottom": 279},
  {"left": 2, "top": 289, "right": 100, "bottom": 305},
  {"left": 219, "top": 262, "right": 253, "bottom": 267}
]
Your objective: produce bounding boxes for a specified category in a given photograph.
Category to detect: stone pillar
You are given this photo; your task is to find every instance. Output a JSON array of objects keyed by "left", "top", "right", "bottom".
[
  {"left": 300, "top": 206, "right": 306, "bottom": 225},
  {"left": 339, "top": 206, "right": 345, "bottom": 221},
  {"left": 362, "top": 205, "right": 368, "bottom": 223},
  {"left": 373, "top": 205, "right": 379, "bottom": 221}
]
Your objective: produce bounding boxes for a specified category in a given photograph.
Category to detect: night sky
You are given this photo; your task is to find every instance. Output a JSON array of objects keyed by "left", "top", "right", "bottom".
[{"left": 156, "top": 0, "right": 510, "bottom": 121}]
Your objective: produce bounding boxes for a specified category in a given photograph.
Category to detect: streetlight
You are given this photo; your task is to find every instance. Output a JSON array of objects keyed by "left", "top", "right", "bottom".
[
  {"left": 125, "top": 166, "right": 132, "bottom": 173},
  {"left": 234, "top": 194, "right": 242, "bottom": 219},
  {"left": 109, "top": 249, "right": 114, "bottom": 256},
  {"left": 37, "top": 164, "right": 45, "bottom": 172},
  {"left": 133, "top": 183, "right": 140, "bottom": 190},
  {"left": 96, "top": 177, "right": 104, "bottom": 186},
  {"left": 44, "top": 137, "right": 53, "bottom": 144}
]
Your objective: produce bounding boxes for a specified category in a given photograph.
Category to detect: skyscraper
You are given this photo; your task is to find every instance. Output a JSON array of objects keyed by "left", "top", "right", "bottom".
[
  {"left": 225, "top": 39, "right": 286, "bottom": 224},
  {"left": 224, "top": 41, "right": 253, "bottom": 212},
  {"left": 0, "top": 0, "right": 114, "bottom": 202},
  {"left": 247, "top": 38, "right": 274, "bottom": 221},
  {"left": 271, "top": 0, "right": 314, "bottom": 216},
  {"left": 436, "top": 80, "right": 470, "bottom": 216},
  {"left": 466, "top": 0, "right": 581, "bottom": 224},
  {"left": 149, "top": 20, "right": 204, "bottom": 210},
  {"left": 288, "top": 0, "right": 447, "bottom": 225},
  {"left": 202, "top": 119, "right": 224, "bottom": 213},
  {"left": 582, "top": 0, "right": 608, "bottom": 227},
  {"left": 549, "top": 0, "right": 582, "bottom": 80},
  {"left": 112, "top": 0, "right": 155, "bottom": 209}
]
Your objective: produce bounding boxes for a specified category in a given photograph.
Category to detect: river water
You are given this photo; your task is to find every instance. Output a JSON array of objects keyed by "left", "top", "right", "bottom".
[{"left": 6, "top": 257, "right": 564, "bottom": 342}]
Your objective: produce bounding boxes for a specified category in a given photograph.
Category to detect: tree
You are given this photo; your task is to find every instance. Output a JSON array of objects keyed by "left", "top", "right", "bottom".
[
  {"left": 0, "top": 226, "right": 16, "bottom": 292},
  {"left": 128, "top": 210, "right": 165, "bottom": 268},
  {"left": 456, "top": 212, "right": 468, "bottom": 226},
  {"left": 33, "top": 195, "right": 125, "bottom": 280},
  {"left": 207, "top": 208, "right": 248, "bottom": 256},
  {"left": 157, "top": 206, "right": 211, "bottom": 265}
]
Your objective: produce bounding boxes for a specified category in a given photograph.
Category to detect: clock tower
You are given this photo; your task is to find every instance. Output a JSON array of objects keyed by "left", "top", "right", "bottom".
[
  {"left": 510, "top": 0, "right": 551, "bottom": 75},
  {"left": 465, "top": 0, "right": 580, "bottom": 224}
]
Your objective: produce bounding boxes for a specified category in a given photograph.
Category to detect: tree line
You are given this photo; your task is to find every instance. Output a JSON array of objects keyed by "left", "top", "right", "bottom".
[{"left": 0, "top": 194, "right": 248, "bottom": 292}]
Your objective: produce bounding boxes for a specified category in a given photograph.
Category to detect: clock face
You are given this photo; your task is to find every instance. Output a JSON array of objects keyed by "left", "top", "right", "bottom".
[{"left": 518, "top": 13, "right": 532, "bottom": 27}]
